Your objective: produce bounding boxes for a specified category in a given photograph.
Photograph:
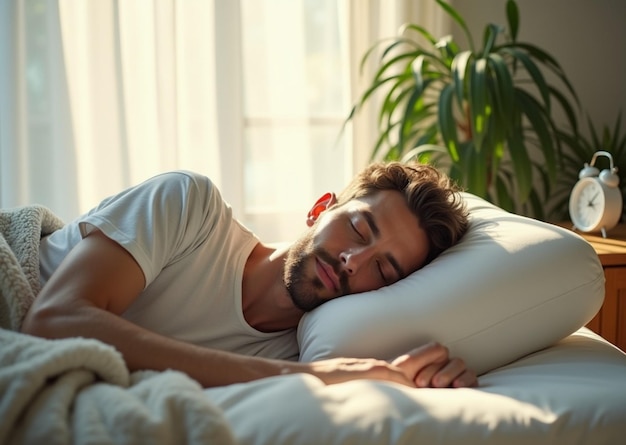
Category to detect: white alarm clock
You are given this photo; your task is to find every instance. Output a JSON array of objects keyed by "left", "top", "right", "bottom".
[{"left": 568, "top": 150, "right": 623, "bottom": 238}]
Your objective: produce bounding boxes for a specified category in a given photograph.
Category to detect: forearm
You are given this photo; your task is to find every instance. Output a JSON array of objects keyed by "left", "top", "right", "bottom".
[
  {"left": 21, "top": 302, "right": 479, "bottom": 388},
  {"left": 21, "top": 303, "right": 302, "bottom": 387}
]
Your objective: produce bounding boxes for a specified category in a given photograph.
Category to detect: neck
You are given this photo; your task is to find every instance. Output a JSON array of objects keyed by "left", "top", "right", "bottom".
[{"left": 241, "top": 242, "right": 304, "bottom": 332}]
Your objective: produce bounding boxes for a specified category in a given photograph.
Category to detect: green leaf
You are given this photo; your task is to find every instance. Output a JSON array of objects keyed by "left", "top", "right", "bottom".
[
  {"left": 548, "top": 86, "right": 578, "bottom": 133},
  {"left": 498, "top": 42, "right": 580, "bottom": 107},
  {"left": 533, "top": 159, "right": 552, "bottom": 203},
  {"left": 412, "top": 124, "right": 440, "bottom": 148},
  {"left": 495, "top": 175, "right": 515, "bottom": 211},
  {"left": 379, "top": 38, "right": 420, "bottom": 62},
  {"left": 371, "top": 121, "right": 400, "bottom": 161},
  {"left": 355, "top": 73, "right": 410, "bottom": 111},
  {"left": 377, "top": 96, "right": 436, "bottom": 159},
  {"left": 481, "top": 23, "right": 501, "bottom": 57},
  {"left": 451, "top": 50, "right": 472, "bottom": 107},
  {"left": 434, "top": 35, "right": 461, "bottom": 66},
  {"left": 500, "top": 47, "right": 551, "bottom": 112},
  {"left": 489, "top": 138, "right": 504, "bottom": 187},
  {"left": 379, "top": 82, "right": 413, "bottom": 127},
  {"left": 400, "top": 23, "right": 438, "bottom": 45},
  {"left": 359, "top": 38, "right": 401, "bottom": 76},
  {"left": 401, "top": 144, "right": 447, "bottom": 163},
  {"left": 486, "top": 53, "right": 514, "bottom": 131},
  {"left": 411, "top": 55, "right": 426, "bottom": 93},
  {"left": 435, "top": 0, "right": 475, "bottom": 52},
  {"left": 469, "top": 58, "right": 488, "bottom": 151},
  {"left": 373, "top": 51, "right": 420, "bottom": 82},
  {"left": 528, "top": 189, "right": 544, "bottom": 220},
  {"left": 465, "top": 142, "right": 489, "bottom": 197},
  {"left": 506, "top": 0, "right": 519, "bottom": 41},
  {"left": 506, "top": 129, "right": 533, "bottom": 203},
  {"left": 398, "top": 86, "right": 427, "bottom": 152},
  {"left": 516, "top": 89, "right": 557, "bottom": 182},
  {"left": 438, "top": 84, "right": 461, "bottom": 161}
]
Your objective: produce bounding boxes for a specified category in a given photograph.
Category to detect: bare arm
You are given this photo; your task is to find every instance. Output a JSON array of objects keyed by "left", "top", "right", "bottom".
[
  {"left": 22, "top": 231, "right": 291, "bottom": 386},
  {"left": 23, "top": 231, "right": 476, "bottom": 388}
]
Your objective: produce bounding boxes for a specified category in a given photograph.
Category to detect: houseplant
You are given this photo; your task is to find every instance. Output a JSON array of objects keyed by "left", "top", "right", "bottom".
[
  {"left": 347, "top": 0, "right": 579, "bottom": 217},
  {"left": 548, "top": 112, "right": 626, "bottom": 222}
]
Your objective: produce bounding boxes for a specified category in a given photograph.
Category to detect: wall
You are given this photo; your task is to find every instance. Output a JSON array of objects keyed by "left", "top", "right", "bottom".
[{"left": 450, "top": 0, "right": 625, "bottom": 135}]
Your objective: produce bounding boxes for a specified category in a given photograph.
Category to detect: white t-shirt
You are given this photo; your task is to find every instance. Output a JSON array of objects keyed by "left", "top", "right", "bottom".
[{"left": 39, "top": 171, "right": 299, "bottom": 361}]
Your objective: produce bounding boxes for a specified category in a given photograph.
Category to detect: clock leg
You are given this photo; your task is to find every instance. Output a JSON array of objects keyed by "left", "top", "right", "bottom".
[{"left": 601, "top": 227, "right": 607, "bottom": 238}]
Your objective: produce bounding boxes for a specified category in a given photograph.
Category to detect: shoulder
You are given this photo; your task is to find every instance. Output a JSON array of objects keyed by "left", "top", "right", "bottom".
[
  {"left": 139, "top": 170, "right": 225, "bottom": 210},
  {"left": 148, "top": 171, "right": 235, "bottom": 230},
  {"left": 148, "top": 170, "right": 216, "bottom": 195},
  {"left": 78, "top": 171, "right": 232, "bottom": 284},
  {"left": 84, "top": 170, "right": 229, "bottom": 235}
]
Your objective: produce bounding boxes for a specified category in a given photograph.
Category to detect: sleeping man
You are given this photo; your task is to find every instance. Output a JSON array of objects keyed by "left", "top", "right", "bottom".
[{"left": 22, "top": 161, "right": 477, "bottom": 388}]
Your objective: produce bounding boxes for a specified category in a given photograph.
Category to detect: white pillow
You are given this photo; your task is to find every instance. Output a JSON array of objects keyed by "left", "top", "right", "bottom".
[{"left": 297, "top": 193, "right": 605, "bottom": 375}]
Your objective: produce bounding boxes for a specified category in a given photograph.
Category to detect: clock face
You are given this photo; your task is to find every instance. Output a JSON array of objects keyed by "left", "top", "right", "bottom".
[{"left": 569, "top": 177, "right": 605, "bottom": 232}]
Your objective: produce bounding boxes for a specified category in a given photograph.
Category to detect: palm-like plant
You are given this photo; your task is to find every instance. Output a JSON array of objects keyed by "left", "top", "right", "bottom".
[
  {"left": 549, "top": 112, "right": 626, "bottom": 222},
  {"left": 347, "top": 0, "right": 579, "bottom": 217}
]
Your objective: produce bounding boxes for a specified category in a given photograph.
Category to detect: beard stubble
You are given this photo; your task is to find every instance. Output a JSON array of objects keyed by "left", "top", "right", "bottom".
[{"left": 283, "top": 231, "right": 350, "bottom": 312}]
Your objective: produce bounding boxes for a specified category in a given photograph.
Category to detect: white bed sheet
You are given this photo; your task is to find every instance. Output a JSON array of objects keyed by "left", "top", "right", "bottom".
[{"left": 206, "top": 328, "right": 626, "bottom": 445}]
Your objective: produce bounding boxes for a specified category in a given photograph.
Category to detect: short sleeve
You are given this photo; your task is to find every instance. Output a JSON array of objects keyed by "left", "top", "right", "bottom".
[{"left": 78, "top": 171, "right": 226, "bottom": 287}]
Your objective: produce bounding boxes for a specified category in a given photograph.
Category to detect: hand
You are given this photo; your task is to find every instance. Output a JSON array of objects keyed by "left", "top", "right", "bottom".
[
  {"left": 391, "top": 342, "right": 477, "bottom": 388},
  {"left": 306, "top": 342, "right": 477, "bottom": 388}
]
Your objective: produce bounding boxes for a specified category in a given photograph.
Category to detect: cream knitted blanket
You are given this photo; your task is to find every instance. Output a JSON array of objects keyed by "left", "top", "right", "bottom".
[
  {"left": 0, "top": 329, "right": 237, "bottom": 445},
  {"left": 0, "top": 206, "right": 237, "bottom": 444},
  {"left": 0, "top": 205, "right": 63, "bottom": 330}
]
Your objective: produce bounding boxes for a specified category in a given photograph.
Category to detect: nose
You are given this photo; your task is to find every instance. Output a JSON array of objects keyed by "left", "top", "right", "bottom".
[{"left": 339, "top": 246, "right": 372, "bottom": 275}]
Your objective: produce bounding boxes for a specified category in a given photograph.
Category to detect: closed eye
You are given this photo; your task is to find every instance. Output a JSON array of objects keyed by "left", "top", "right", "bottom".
[
  {"left": 350, "top": 219, "right": 365, "bottom": 241},
  {"left": 376, "top": 260, "right": 388, "bottom": 284}
]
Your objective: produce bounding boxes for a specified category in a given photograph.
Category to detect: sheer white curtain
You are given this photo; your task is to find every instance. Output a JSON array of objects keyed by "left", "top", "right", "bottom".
[
  {"left": 0, "top": 1, "right": 79, "bottom": 219},
  {"left": 59, "top": 1, "right": 227, "bottom": 213},
  {"left": 0, "top": 0, "right": 238, "bottom": 223},
  {"left": 0, "top": 0, "right": 445, "bottom": 241}
]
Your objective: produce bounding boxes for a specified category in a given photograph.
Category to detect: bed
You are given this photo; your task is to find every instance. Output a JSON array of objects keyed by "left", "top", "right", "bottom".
[{"left": 1, "top": 193, "right": 626, "bottom": 444}]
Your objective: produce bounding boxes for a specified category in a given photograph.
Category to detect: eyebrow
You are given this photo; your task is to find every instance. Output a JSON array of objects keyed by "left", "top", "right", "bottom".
[{"left": 362, "top": 210, "right": 405, "bottom": 279}]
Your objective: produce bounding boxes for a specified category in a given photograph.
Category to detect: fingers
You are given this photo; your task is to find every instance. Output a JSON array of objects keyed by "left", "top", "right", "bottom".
[
  {"left": 423, "top": 357, "right": 477, "bottom": 388},
  {"left": 392, "top": 342, "right": 478, "bottom": 388},
  {"left": 451, "top": 369, "right": 478, "bottom": 388},
  {"left": 414, "top": 362, "right": 445, "bottom": 388}
]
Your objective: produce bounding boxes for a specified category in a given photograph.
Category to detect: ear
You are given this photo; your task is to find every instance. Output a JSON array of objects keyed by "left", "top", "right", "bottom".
[{"left": 306, "top": 192, "right": 337, "bottom": 227}]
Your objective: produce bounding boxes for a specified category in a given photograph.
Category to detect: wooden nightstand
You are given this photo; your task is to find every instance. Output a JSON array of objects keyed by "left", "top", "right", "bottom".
[{"left": 564, "top": 223, "right": 626, "bottom": 350}]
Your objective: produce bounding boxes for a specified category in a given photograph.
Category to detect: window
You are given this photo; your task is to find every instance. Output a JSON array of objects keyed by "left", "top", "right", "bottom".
[
  {"left": 6, "top": 1, "right": 424, "bottom": 242},
  {"left": 239, "top": 0, "right": 352, "bottom": 242}
]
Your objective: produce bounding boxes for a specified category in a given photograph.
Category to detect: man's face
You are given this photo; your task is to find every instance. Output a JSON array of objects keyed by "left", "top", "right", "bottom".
[{"left": 284, "top": 190, "right": 429, "bottom": 311}]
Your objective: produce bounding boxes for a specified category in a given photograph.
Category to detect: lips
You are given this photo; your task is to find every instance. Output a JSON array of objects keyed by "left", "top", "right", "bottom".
[{"left": 316, "top": 257, "right": 339, "bottom": 292}]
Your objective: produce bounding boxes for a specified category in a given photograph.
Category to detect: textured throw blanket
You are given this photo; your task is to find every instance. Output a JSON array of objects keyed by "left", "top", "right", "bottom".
[
  {"left": 0, "top": 206, "right": 237, "bottom": 444},
  {"left": 0, "top": 329, "right": 236, "bottom": 445},
  {"left": 0, "top": 205, "right": 63, "bottom": 330}
]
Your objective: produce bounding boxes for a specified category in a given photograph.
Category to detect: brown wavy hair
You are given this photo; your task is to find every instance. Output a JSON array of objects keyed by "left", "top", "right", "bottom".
[{"left": 337, "top": 161, "right": 468, "bottom": 266}]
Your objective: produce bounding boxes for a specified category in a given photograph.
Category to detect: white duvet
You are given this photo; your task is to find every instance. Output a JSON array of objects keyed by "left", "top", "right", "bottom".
[
  {"left": 2, "top": 327, "right": 625, "bottom": 444},
  {"left": 207, "top": 328, "right": 626, "bottom": 445}
]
